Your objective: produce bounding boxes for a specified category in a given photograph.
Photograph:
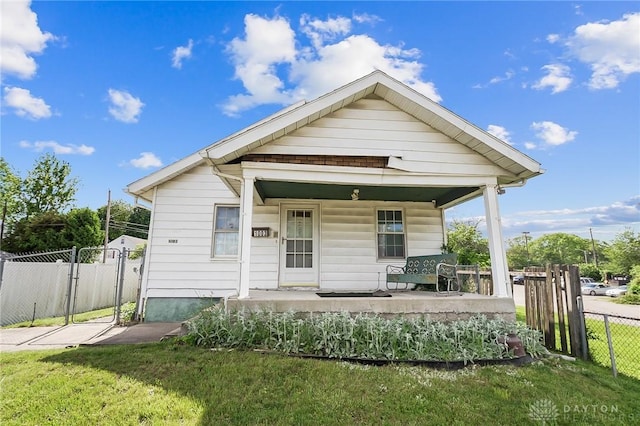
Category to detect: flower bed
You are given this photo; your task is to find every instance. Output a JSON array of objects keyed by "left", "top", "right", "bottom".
[{"left": 186, "top": 308, "right": 546, "bottom": 363}]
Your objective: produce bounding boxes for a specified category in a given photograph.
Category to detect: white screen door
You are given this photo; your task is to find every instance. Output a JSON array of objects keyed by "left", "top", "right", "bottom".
[{"left": 279, "top": 205, "right": 319, "bottom": 287}]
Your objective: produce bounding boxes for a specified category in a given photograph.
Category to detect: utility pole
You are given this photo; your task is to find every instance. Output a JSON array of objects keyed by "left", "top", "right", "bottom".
[
  {"left": 589, "top": 228, "right": 598, "bottom": 268},
  {"left": 102, "top": 190, "right": 111, "bottom": 263},
  {"left": 522, "top": 231, "right": 530, "bottom": 265}
]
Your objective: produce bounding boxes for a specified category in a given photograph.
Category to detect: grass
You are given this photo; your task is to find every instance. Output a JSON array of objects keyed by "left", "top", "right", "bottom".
[
  {"left": 1, "top": 342, "right": 638, "bottom": 425},
  {"left": 2, "top": 303, "right": 136, "bottom": 328},
  {"left": 585, "top": 315, "right": 640, "bottom": 379},
  {"left": 1, "top": 306, "right": 116, "bottom": 328},
  {"left": 515, "top": 302, "right": 640, "bottom": 379}
]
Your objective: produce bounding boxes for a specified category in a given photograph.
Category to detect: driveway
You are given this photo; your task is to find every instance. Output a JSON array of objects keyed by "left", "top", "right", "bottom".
[{"left": 512, "top": 284, "right": 639, "bottom": 319}]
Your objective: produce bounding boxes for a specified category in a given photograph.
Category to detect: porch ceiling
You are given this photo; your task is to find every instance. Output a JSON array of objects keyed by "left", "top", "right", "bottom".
[{"left": 255, "top": 180, "right": 479, "bottom": 205}]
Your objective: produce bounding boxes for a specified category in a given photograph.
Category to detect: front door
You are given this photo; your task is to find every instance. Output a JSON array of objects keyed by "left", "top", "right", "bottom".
[{"left": 279, "top": 205, "right": 319, "bottom": 287}]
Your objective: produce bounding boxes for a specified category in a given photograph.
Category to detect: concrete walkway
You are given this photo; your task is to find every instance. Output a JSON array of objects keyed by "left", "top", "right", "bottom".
[{"left": 0, "top": 321, "right": 185, "bottom": 353}]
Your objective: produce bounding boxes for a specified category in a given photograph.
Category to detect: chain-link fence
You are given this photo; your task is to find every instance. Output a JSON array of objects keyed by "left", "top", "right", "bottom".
[
  {"left": 584, "top": 312, "right": 640, "bottom": 379},
  {"left": 0, "top": 247, "right": 143, "bottom": 327},
  {"left": 0, "top": 249, "right": 75, "bottom": 326}
]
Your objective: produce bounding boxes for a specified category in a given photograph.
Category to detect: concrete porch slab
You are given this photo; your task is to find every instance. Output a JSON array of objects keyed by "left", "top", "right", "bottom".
[{"left": 226, "top": 290, "right": 516, "bottom": 321}]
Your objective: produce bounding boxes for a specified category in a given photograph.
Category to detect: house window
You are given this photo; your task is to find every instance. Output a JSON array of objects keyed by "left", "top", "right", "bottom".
[
  {"left": 377, "top": 209, "right": 405, "bottom": 259},
  {"left": 213, "top": 205, "right": 240, "bottom": 257}
]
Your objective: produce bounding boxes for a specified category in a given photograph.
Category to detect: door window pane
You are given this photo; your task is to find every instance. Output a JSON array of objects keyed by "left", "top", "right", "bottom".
[{"left": 285, "top": 209, "right": 313, "bottom": 268}]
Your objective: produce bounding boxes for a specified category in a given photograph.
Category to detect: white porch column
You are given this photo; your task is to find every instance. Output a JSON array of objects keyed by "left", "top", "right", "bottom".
[
  {"left": 238, "top": 177, "right": 254, "bottom": 299},
  {"left": 483, "top": 184, "right": 511, "bottom": 298}
]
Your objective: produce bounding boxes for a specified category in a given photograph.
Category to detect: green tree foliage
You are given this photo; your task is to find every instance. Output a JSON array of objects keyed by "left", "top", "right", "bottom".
[
  {"left": 604, "top": 228, "right": 640, "bottom": 275},
  {"left": 506, "top": 235, "right": 530, "bottom": 269},
  {"left": 0, "top": 158, "right": 23, "bottom": 230},
  {"left": 22, "top": 153, "right": 78, "bottom": 217},
  {"left": 2, "top": 212, "right": 68, "bottom": 252},
  {"left": 65, "top": 208, "right": 104, "bottom": 248},
  {"left": 528, "top": 233, "right": 591, "bottom": 266},
  {"left": 97, "top": 201, "right": 150, "bottom": 240},
  {"left": 2, "top": 208, "right": 104, "bottom": 253},
  {"left": 444, "top": 220, "right": 490, "bottom": 267}
]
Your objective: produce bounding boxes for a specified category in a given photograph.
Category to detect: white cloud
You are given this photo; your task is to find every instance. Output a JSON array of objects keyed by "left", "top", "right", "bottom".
[
  {"left": 531, "top": 121, "right": 577, "bottom": 146},
  {"left": 546, "top": 34, "right": 560, "bottom": 44},
  {"left": 19, "top": 140, "right": 95, "bottom": 155},
  {"left": 566, "top": 12, "right": 640, "bottom": 89},
  {"left": 486, "top": 125, "right": 512, "bottom": 144},
  {"left": 171, "top": 39, "right": 194, "bottom": 69},
  {"left": 524, "top": 142, "right": 537, "bottom": 150},
  {"left": 3, "top": 86, "right": 51, "bottom": 119},
  {"left": 107, "top": 89, "right": 144, "bottom": 123},
  {"left": 473, "top": 70, "right": 514, "bottom": 89},
  {"left": 222, "top": 13, "right": 440, "bottom": 116},
  {"left": 129, "top": 152, "right": 162, "bottom": 169},
  {"left": 532, "top": 64, "right": 572, "bottom": 94},
  {"left": 352, "top": 12, "right": 382, "bottom": 25},
  {"left": 0, "top": 0, "right": 54, "bottom": 79},
  {"left": 300, "top": 14, "right": 351, "bottom": 49}
]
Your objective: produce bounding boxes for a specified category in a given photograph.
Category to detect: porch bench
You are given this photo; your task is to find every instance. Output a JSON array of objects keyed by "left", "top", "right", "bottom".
[{"left": 386, "top": 254, "right": 459, "bottom": 293}]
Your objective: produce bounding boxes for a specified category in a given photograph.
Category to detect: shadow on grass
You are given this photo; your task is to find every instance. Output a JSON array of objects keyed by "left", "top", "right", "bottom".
[
  {"left": 43, "top": 340, "right": 429, "bottom": 425},
  {"left": 41, "top": 339, "right": 640, "bottom": 425}
]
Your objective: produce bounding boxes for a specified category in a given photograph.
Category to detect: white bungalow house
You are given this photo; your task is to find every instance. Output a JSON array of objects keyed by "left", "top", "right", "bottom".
[{"left": 127, "top": 71, "right": 542, "bottom": 321}]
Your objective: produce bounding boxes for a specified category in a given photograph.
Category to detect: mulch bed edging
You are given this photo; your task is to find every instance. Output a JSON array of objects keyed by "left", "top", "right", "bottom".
[{"left": 282, "top": 352, "right": 536, "bottom": 369}]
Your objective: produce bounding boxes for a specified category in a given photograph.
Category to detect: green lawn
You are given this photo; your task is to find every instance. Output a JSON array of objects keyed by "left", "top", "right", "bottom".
[{"left": 1, "top": 342, "right": 638, "bottom": 425}]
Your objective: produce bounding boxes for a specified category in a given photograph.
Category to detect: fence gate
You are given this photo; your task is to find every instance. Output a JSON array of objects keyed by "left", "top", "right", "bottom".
[
  {"left": 524, "top": 264, "right": 588, "bottom": 359},
  {"left": 72, "top": 247, "right": 126, "bottom": 324}
]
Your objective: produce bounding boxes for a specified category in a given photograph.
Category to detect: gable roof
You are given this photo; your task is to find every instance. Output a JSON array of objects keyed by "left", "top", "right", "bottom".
[{"left": 127, "top": 70, "right": 542, "bottom": 199}]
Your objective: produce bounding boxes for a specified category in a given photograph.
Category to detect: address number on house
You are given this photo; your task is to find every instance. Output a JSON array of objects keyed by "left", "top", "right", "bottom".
[{"left": 252, "top": 227, "right": 270, "bottom": 238}]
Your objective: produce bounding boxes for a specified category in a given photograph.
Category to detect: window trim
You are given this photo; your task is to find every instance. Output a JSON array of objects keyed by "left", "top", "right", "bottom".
[
  {"left": 212, "top": 204, "right": 240, "bottom": 259},
  {"left": 375, "top": 208, "right": 406, "bottom": 260}
]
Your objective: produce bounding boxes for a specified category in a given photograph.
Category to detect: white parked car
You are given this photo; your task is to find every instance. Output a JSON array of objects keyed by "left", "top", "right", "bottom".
[
  {"left": 581, "top": 283, "right": 609, "bottom": 296},
  {"left": 605, "top": 285, "right": 628, "bottom": 297}
]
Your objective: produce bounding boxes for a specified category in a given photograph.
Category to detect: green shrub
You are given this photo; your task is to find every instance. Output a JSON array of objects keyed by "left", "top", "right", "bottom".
[
  {"left": 186, "top": 308, "right": 546, "bottom": 362},
  {"left": 119, "top": 302, "right": 137, "bottom": 323}
]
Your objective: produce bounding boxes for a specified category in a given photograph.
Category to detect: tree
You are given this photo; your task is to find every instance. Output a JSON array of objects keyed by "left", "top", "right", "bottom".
[
  {"left": 2, "top": 211, "right": 68, "bottom": 252},
  {"left": 97, "top": 200, "right": 134, "bottom": 240},
  {"left": 97, "top": 200, "right": 149, "bottom": 240},
  {"left": 22, "top": 153, "right": 79, "bottom": 217},
  {"left": 604, "top": 228, "right": 640, "bottom": 275},
  {"left": 127, "top": 207, "right": 151, "bottom": 239},
  {"left": 506, "top": 235, "right": 530, "bottom": 269},
  {"left": 65, "top": 208, "right": 104, "bottom": 248},
  {"left": 0, "top": 158, "right": 23, "bottom": 235},
  {"left": 528, "top": 233, "right": 591, "bottom": 266},
  {"left": 444, "top": 220, "right": 490, "bottom": 267}
]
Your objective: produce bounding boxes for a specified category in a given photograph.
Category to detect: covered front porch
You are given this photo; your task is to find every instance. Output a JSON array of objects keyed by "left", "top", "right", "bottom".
[{"left": 225, "top": 289, "right": 516, "bottom": 321}]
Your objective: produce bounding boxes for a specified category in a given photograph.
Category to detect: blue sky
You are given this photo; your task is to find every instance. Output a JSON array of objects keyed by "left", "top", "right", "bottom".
[{"left": 2, "top": 1, "right": 639, "bottom": 242}]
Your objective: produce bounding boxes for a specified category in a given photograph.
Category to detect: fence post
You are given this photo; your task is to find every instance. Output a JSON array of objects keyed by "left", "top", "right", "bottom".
[
  {"left": 577, "top": 296, "right": 589, "bottom": 360},
  {"left": 115, "top": 248, "right": 127, "bottom": 324},
  {"left": 603, "top": 314, "right": 618, "bottom": 378},
  {"left": 0, "top": 255, "right": 5, "bottom": 292},
  {"left": 64, "top": 246, "right": 77, "bottom": 326}
]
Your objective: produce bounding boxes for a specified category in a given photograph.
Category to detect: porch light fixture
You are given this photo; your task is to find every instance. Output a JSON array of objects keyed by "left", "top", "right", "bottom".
[
  {"left": 497, "top": 186, "right": 506, "bottom": 195},
  {"left": 351, "top": 188, "right": 360, "bottom": 201}
]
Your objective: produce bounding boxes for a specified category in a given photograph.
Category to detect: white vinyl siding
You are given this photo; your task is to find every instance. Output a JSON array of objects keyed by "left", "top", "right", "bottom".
[
  {"left": 249, "top": 98, "right": 508, "bottom": 177},
  {"left": 144, "top": 165, "right": 240, "bottom": 295}
]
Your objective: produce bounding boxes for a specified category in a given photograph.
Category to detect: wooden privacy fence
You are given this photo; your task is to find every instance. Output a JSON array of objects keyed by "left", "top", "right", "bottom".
[{"left": 523, "top": 265, "right": 588, "bottom": 359}]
